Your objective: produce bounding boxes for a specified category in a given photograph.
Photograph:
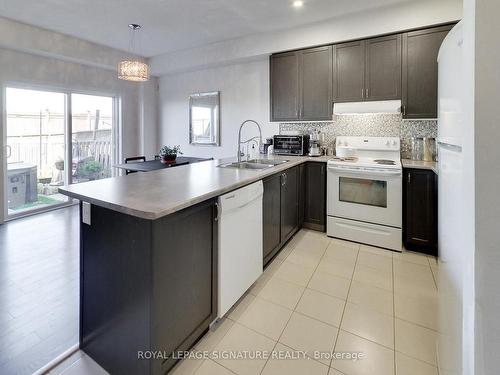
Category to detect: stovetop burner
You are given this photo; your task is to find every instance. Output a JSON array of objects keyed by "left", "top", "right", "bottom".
[{"left": 374, "top": 159, "right": 396, "bottom": 165}]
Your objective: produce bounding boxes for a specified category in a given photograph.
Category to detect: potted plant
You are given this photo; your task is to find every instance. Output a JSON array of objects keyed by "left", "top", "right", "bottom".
[
  {"left": 78, "top": 159, "right": 104, "bottom": 181},
  {"left": 159, "top": 145, "right": 183, "bottom": 163}
]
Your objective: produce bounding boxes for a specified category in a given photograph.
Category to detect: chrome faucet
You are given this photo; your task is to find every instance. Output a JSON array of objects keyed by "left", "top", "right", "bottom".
[{"left": 237, "top": 120, "right": 263, "bottom": 162}]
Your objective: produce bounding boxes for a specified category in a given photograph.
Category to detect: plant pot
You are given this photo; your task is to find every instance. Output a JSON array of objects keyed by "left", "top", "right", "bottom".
[{"left": 161, "top": 154, "right": 177, "bottom": 163}]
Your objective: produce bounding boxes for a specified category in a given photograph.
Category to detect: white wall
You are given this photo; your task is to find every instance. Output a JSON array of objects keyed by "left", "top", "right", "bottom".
[
  {"left": 0, "top": 16, "right": 128, "bottom": 71},
  {"left": 151, "top": 0, "right": 463, "bottom": 75},
  {"left": 157, "top": 1, "right": 462, "bottom": 159},
  {"left": 473, "top": 0, "right": 500, "bottom": 372},
  {"left": 140, "top": 79, "right": 160, "bottom": 160},
  {"left": 0, "top": 18, "right": 158, "bottom": 223},
  {"left": 159, "top": 58, "right": 277, "bottom": 159}
]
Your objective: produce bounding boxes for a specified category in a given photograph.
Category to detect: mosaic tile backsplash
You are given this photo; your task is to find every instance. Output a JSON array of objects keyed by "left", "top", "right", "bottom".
[{"left": 279, "top": 114, "right": 437, "bottom": 159}]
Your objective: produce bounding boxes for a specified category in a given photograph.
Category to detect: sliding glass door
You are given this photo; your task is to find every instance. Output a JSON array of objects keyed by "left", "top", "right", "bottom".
[
  {"left": 71, "top": 94, "right": 114, "bottom": 184},
  {"left": 4, "top": 87, "right": 117, "bottom": 219},
  {"left": 5, "top": 88, "right": 69, "bottom": 217}
]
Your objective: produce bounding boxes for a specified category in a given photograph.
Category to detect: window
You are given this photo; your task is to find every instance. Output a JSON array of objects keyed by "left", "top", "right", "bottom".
[{"left": 339, "top": 177, "right": 387, "bottom": 208}]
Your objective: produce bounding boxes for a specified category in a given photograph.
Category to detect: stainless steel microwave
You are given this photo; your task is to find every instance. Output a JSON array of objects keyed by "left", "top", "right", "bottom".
[{"left": 273, "top": 135, "right": 310, "bottom": 156}]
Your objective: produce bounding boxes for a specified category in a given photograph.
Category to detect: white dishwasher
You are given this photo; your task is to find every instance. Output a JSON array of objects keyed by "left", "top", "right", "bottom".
[{"left": 217, "top": 180, "right": 263, "bottom": 318}]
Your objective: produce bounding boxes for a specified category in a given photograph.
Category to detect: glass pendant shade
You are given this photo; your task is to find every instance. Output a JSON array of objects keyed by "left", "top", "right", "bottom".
[
  {"left": 118, "top": 24, "right": 150, "bottom": 82},
  {"left": 118, "top": 60, "right": 150, "bottom": 82}
]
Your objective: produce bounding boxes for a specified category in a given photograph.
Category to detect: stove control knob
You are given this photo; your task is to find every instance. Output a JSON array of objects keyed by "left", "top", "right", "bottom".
[
  {"left": 385, "top": 141, "right": 390, "bottom": 146},
  {"left": 392, "top": 140, "right": 398, "bottom": 146}
]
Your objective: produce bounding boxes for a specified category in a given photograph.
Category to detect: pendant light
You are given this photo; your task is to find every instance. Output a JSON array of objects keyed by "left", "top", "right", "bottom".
[{"left": 118, "top": 24, "right": 150, "bottom": 82}]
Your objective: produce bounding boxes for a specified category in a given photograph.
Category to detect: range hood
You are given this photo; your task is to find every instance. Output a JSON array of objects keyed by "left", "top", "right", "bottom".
[{"left": 333, "top": 100, "right": 402, "bottom": 115}]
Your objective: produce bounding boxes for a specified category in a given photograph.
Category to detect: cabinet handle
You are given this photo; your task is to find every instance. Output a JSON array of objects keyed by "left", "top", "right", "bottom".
[
  {"left": 366, "top": 88, "right": 369, "bottom": 98},
  {"left": 402, "top": 105, "right": 406, "bottom": 116},
  {"left": 321, "top": 165, "right": 325, "bottom": 175},
  {"left": 214, "top": 202, "right": 221, "bottom": 221},
  {"left": 407, "top": 172, "right": 411, "bottom": 184},
  {"left": 361, "top": 88, "right": 364, "bottom": 99}
]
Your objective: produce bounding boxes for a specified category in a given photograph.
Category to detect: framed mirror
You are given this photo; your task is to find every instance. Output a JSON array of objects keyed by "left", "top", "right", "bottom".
[{"left": 189, "top": 91, "right": 220, "bottom": 146}]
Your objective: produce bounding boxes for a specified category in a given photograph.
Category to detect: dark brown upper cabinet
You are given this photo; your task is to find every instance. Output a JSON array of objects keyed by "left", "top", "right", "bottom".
[
  {"left": 270, "top": 51, "right": 300, "bottom": 121},
  {"left": 365, "top": 34, "right": 402, "bottom": 101},
  {"left": 270, "top": 46, "right": 332, "bottom": 121},
  {"left": 402, "top": 25, "right": 453, "bottom": 119},
  {"left": 300, "top": 46, "right": 333, "bottom": 120},
  {"left": 332, "top": 40, "right": 365, "bottom": 102},
  {"left": 333, "top": 35, "right": 402, "bottom": 103},
  {"left": 271, "top": 23, "right": 455, "bottom": 120}
]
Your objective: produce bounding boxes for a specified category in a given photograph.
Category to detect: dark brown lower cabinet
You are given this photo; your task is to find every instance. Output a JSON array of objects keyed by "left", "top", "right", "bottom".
[
  {"left": 298, "top": 163, "right": 306, "bottom": 228},
  {"left": 263, "top": 166, "right": 300, "bottom": 265},
  {"left": 403, "top": 168, "right": 438, "bottom": 255},
  {"left": 80, "top": 199, "right": 217, "bottom": 375},
  {"left": 263, "top": 163, "right": 327, "bottom": 265},
  {"left": 263, "top": 173, "right": 282, "bottom": 264},
  {"left": 280, "top": 166, "right": 299, "bottom": 242},
  {"left": 303, "top": 162, "right": 327, "bottom": 231}
]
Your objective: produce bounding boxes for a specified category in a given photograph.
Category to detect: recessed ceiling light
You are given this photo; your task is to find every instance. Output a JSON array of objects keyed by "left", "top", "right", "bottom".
[{"left": 293, "top": 1, "right": 304, "bottom": 8}]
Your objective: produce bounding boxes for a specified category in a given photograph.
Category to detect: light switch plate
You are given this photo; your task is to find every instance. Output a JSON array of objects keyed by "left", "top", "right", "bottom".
[{"left": 82, "top": 202, "right": 91, "bottom": 225}]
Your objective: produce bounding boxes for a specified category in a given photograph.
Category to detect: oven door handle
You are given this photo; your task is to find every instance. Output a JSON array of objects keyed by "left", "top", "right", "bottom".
[{"left": 327, "top": 166, "right": 402, "bottom": 177}]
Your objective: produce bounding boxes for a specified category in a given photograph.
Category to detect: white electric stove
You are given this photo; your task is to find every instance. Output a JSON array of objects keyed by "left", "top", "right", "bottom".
[{"left": 327, "top": 136, "right": 403, "bottom": 252}]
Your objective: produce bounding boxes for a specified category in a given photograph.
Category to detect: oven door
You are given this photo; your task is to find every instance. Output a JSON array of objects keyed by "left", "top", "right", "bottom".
[{"left": 327, "top": 166, "right": 402, "bottom": 228}]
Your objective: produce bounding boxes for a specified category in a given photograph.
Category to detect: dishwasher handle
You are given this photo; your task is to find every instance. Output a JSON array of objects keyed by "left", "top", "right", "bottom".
[{"left": 219, "top": 194, "right": 263, "bottom": 216}]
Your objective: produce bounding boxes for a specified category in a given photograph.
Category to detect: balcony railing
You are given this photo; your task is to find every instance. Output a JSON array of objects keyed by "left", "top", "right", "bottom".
[{"left": 7, "top": 131, "right": 112, "bottom": 183}]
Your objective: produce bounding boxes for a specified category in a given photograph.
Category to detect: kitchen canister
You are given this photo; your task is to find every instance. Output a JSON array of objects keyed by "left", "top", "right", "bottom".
[
  {"left": 423, "top": 137, "right": 436, "bottom": 161},
  {"left": 410, "top": 137, "right": 424, "bottom": 160}
]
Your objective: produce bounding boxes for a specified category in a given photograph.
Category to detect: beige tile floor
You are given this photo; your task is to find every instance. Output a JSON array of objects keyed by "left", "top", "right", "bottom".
[
  {"left": 50, "top": 229, "right": 439, "bottom": 375},
  {"left": 171, "top": 229, "right": 439, "bottom": 375}
]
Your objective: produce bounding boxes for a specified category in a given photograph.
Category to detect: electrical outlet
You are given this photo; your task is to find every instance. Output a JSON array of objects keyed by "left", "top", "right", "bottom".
[{"left": 82, "top": 202, "right": 91, "bottom": 225}]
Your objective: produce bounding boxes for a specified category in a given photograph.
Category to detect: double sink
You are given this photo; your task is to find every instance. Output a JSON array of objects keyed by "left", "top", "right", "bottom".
[{"left": 218, "top": 159, "right": 288, "bottom": 170}]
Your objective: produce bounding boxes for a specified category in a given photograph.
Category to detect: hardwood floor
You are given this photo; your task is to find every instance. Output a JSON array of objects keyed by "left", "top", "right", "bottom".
[{"left": 0, "top": 206, "right": 79, "bottom": 375}]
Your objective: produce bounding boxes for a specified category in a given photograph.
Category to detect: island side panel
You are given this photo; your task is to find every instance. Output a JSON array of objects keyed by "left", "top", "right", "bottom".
[
  {"left": 80, "top": 202, "right": 153, "bottom": 375},
  {"left": 151, "top": 199, "right": 218, "bottom": 375}
]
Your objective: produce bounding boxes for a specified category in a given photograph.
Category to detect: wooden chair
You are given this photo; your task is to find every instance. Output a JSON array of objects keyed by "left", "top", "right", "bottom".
[{"left": 124, "top": 156, "right": 146, "bottom": 175}]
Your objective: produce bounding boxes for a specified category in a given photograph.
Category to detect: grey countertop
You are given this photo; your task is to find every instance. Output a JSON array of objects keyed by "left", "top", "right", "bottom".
[
  {"left": 59, "top": 155, "right": 330, "bottom": 220},
  {"left": 402, "top": 159, "right": 438, "bottom": 175}
]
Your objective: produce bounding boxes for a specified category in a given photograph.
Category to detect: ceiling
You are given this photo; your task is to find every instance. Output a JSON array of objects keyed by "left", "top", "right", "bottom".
[{"left": 0, "top": 0, "right": 417, "bottom": 57}]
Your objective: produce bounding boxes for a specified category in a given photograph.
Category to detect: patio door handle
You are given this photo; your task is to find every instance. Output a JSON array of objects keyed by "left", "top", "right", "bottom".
[{"left": 5, "top": 145, "right": 11, "bottom": 158}]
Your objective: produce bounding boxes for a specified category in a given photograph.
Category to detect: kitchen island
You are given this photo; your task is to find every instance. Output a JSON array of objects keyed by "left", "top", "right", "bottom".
[
  {"left": 61, "top": 156, "right": 329, "bottom": 220},
  {"left": 59, "top": 155, "right": 329, "bottom": 375}
]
